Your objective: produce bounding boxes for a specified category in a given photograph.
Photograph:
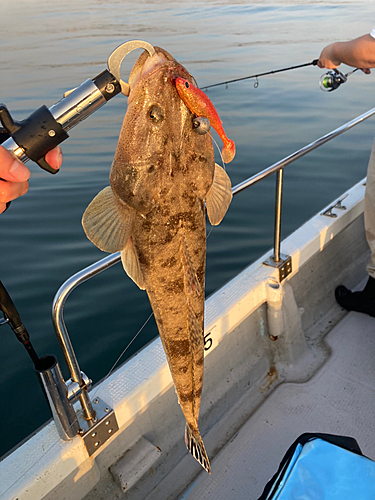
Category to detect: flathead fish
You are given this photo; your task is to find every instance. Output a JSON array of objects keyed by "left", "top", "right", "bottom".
[{"left": 82, "top": 47, "right": 233, "bottom": 474}]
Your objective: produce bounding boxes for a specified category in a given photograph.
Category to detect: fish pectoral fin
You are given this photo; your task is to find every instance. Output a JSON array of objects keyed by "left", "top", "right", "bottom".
[
  {"left": 82, "top": 186, "right": 135, "bottom": 253},
  {"left": 185, "top": 424, "right": 211, "bottom": 474},
  {"left": 206, "top": 163, "right": 233, "bottom": 226},
  {"left": 121, "top": 237, "right": 145, "bottom": 290},
  {"left": 180, "top": 229, "right": 201, "bottom": 296}
]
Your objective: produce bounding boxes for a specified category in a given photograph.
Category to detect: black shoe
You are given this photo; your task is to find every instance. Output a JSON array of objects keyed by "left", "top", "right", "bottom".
[{"left": 335, "top": 277, "right": 375, "bottom": 317}]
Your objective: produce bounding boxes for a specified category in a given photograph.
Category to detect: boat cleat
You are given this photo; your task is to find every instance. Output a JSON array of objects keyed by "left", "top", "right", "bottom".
[{"left": 321, "top": 194, "right": 348, "bottom": 218}]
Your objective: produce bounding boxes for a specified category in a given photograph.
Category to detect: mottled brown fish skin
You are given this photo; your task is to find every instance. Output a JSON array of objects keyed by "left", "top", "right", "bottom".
[
  {"left": 135, "top": 191, "right": 207, "bottom": 430},
  {"left": 110, "top": 49, "right": 214, "bottom": 437}
]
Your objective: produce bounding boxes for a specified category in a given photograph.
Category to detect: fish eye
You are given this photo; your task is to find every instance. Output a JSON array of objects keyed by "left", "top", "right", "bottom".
[
  {"left": 148, "top": 105, "right": 164, "bottom": 123},
  {"left": 184, "top": 81, "right": 190, "bottom": 89}
]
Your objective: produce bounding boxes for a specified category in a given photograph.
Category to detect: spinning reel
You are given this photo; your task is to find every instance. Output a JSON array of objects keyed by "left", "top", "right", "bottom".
[{"left": 319, "top": 68, "right": 359, "bottom": 92}]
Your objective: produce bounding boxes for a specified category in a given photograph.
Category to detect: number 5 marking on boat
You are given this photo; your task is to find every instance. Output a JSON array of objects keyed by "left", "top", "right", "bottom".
[{"left": 204, "top": 332, "right": 213, "bottom": 351}]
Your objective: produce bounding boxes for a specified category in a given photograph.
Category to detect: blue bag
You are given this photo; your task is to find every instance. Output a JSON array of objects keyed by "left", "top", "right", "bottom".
[{"left": 258, "top": 433, "right": 375, "bottom": 500}]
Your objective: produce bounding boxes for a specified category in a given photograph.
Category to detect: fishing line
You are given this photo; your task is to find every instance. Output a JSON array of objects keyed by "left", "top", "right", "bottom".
[
  {"left": 91, "top": 311, "right": 154, "bottom": 401},
  {"left": 206, "top": 132, "right": 224, "bottom": 240},
  {"left": 1, "top": 312, "right": 155, "bottom": 499},
  {"left": 206, "top": 132, "right": 225, "bottom": 242},
  {"left": 209, "top": 131, "right": 227, "bottom": 170},
  {"left": 203, "top": 59, "right": 319, "bottom": 90},
  {"left": 207, "top": 225, "right": 215, "bottom": 239}
]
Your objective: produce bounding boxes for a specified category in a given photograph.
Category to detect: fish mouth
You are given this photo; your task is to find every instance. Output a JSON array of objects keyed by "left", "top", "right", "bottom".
[
  {"left": 128, "top": 48, "right": 196, "bottom": 104},
  {"left": 136, "top": 52, "right": 169, "bottom": 82},
  {"left": 128, "top": 50, "right": 170, "bottom": 102}
]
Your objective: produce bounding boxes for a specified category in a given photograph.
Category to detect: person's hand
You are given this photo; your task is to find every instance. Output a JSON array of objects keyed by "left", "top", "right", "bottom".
[
  {"left": 318, "top": 45, "right": 371, "bottom": 74},
  {"left": 318, "top": 35, "right": 375, "bottom": 73},
  {"left": 317, "top": 43, "right": 341, "bottom": 69},
  {"left": 0, "top": 146, "right": 62, "bottom": 213}
]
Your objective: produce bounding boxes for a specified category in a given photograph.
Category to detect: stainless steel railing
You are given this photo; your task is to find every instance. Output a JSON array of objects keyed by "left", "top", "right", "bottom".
[
  {"left": 52, "top": 253, "right": 121, "bottom": 421},
  {"left": 233, "top": 106, "right": 375, "bottom": 261},
  {"left": 52, "top": 106, "right": 375, "bottom": 423}
]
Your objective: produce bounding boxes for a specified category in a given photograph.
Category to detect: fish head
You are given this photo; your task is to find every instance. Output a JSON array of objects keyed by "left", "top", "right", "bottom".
[{"left": 109, "top": 47, "right": 215, "bottom": 216}]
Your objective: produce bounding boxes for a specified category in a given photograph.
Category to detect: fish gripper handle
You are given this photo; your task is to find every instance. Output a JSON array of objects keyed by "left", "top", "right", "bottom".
[{"left": 0, "top": 104, "right": 68, "bottom": 174}]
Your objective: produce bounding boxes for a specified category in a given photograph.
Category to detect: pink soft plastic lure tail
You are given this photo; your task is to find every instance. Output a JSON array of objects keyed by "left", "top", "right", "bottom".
[{"left": 175, "top": 77, "right": 236, "bottom": 163}]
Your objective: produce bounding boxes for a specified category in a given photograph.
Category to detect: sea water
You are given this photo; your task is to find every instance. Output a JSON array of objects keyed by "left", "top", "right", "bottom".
[{"left": 0, "top": 0, "right": 374, "bottom": 457}]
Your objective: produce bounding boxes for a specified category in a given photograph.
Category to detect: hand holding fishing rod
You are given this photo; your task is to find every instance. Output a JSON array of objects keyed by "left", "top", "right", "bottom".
[
  {"left": 317, "top": 33, "right": 375, "bottom": 92},
  {"left": 204, "top": 58, "right": 361, "bottom": 93},
  {"left": 317, "top": 32, "right": 375, "bottom": 73}
]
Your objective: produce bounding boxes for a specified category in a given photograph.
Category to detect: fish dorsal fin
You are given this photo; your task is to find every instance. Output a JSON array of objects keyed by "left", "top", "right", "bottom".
[
  {"left": 82, "top": 186, "right": 135, "bottom": 253},
  {"left": 206, "top": 163, "right": 233, "bottom": 226},
  {"left": 121, "top": 237, "right": 146, "bottom": 290},
  {"left": 180, "top": 229, "right": 201, "bottom": 296}
]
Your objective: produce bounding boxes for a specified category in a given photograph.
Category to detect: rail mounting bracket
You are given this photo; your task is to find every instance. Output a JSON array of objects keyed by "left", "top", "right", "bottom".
[
  {"left": 263, "top": 254, "right": 292, "bottom": 282},
  {"left": 77, "top": 397, "right": 119, "bottom": 456}
]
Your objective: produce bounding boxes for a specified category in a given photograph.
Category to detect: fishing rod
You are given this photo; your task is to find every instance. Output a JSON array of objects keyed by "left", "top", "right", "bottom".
[
  {"left": 203, "top": 59, "right": 360, "bottom": 92},
  {"left": 0, "top": 280, "right": 43, "bottom": 370},
  {"left": 204, "top": 59, "right": 319, "bottom": 89}
]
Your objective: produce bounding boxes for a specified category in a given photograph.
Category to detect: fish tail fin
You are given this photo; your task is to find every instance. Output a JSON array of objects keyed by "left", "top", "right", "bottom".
[
  {"left": 222, "top": 138, "right": 236, "bottom": 164},
  {"left": 185, "top": 424, "right": 211, "bottom": 474}
]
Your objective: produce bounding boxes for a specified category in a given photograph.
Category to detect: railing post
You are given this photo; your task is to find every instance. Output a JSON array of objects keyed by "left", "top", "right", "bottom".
[
  {"left": 273, "top": 168, "right": 284, "bottom": 262},
  {"left": 264, "top": 168, "right": 292, "bottom": 281}
]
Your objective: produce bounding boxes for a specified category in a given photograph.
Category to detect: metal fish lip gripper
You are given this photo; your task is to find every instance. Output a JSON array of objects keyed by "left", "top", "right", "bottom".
[{"left": 0, "top": 40, "right": 155, "bottom": 174}]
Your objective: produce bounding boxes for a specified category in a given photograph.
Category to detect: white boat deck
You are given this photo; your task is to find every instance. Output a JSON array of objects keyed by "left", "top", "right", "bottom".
[{"left": 180, "top": 306, "right": 375, "bottom": 499}]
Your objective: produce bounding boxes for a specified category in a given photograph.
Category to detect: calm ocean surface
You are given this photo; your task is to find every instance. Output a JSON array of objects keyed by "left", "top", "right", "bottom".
[{"left": 1, "top": 0, "right": 374, "bottom": 457}]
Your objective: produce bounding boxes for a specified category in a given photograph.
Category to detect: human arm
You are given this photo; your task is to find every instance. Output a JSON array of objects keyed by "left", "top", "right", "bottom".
[
  {"left": 0, "top": 145, "right": 62, "bottom": 213},
  {"left": 318, "top": 33, "right": 375, "bottom": 72}
]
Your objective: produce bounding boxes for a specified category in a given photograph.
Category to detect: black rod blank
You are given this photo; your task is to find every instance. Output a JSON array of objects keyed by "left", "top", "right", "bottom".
[
  {"left": 0, "top": 280, "right": 42, "bottom": 369},
  {"left": 203, "top": 59, "right": 319, "bottom": 90}
]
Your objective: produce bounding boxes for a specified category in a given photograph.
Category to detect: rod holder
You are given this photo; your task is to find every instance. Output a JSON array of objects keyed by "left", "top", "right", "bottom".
[{"left": 35, "top": 354, "right": 80, "bottom": 440}]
